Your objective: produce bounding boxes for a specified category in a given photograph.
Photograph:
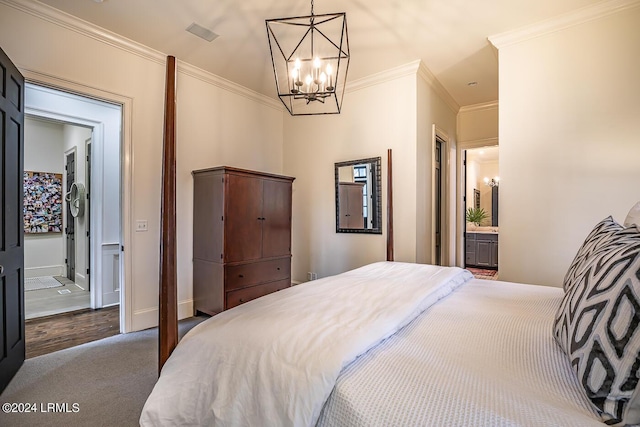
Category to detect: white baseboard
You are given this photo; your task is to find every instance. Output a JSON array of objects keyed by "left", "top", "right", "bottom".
[
  {"left": 25, "top": 265, "right": 64, "bottom": 278},
  {"left": 131, "top": 299, "right": 194, "bottom": 332}
]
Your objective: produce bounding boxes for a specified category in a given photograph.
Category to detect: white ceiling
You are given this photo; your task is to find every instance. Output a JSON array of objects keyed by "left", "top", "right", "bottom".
[{"left": 36, "top": 0, "right": 603, "bottom": 108}]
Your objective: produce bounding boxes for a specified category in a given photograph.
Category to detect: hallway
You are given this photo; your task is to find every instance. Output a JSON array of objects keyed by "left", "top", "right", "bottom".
[{"left": 25, "top": 276, "right": 90, "bottom": 320}]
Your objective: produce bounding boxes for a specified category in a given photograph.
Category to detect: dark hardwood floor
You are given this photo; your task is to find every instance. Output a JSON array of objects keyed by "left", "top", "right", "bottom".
[{"left": 25, "top": 306, "right": 120, "bottom": 359}]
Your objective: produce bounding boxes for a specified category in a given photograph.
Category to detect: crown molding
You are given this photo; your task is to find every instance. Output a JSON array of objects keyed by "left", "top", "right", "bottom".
[
  {"left": 177, "top": 63, "right": 283, "bottom": 111},
  {"left": 347, "top": 61, "right": 421, "bottom": 93},
  {"left": 417, "top": 61, "right": 460, "bottom": 113},
  {"left": 459, "top": 101, "right": 499, "bottom": 114},
  {"left": 489, "top": 0, "right": 640, "bottom": 49},
  {"left": 348, "top": 60, "right": 459, "bottom": 113},
  {"left": 0, "top": 0, "right": 283, "bottom": 111}
]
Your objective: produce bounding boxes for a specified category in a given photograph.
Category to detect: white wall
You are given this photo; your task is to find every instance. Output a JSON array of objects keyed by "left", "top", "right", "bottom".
[
  {"left": 0, "top": 1, "right": 284, "bottom": 331},
  {"left": 457, "top": 103, "right": 499, "bottom": 144},
  {"left": 284, "top": 62, "right": 458, "bottom": 282},
  {"left": 495, "top": 6, "right": 640, "bottom": 286},
  {"left": 23, "top": 117, "right": 64, "bottom": 278}
]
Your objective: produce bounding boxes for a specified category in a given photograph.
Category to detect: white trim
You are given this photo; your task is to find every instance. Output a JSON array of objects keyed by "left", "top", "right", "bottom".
[
  {"left": 347, "top": 61, "right": 421, "bottom": 93},
  {"left": 417, "top": 62, "right": 460, "bottom": 114},
  {"left": 459, "top": 101, "right": 499, "bottom": 114},
  {"left": 489, "top": 0, "right": 640, "bottom": 48},
  {"left": 0, "top": 0, "right": 164, "bottom": 63},
  {"left": 457, "top": 137, "right": 499, "bottom": 149},
  {"left": 133, "top": 300, "right": 194, "bottom": 332},
  {"left": 178, "top": 62, "right": 283, "bottom": 111}
]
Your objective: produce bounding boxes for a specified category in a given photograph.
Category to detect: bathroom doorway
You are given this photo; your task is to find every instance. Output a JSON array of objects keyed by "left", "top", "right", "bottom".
[{"left": 464, "top": 145, "right": 499, "bottom": 280}]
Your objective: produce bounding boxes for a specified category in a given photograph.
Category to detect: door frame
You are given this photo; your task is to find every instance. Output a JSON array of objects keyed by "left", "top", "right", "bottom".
[
  {"left": 431, "top": 125, "right": 451, "bottom": 266},
  {"left": 22, "top": 69, "right": 134, "bottom": 333}
]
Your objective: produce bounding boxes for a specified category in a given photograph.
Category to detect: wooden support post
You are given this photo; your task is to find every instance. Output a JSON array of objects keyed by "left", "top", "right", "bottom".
[
  {"left": 159, "top": 55, "right": 178, "bottom": 374},
  {"left": 386, "top": 149, "right": 394, "bottom": 262}
]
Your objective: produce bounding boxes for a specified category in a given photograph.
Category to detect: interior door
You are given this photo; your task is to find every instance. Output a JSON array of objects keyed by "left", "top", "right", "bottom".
[
  {"left": 0, "top": 46, "right": 25, "bottom": 392},
  {"left": 66, "top": 151, "right": 75, "bottom": 281}
]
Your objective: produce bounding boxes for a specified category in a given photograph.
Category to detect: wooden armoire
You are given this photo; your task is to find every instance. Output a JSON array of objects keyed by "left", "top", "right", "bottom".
[{"left": 192, "top": 166, "right": 295, "bottom": 316}]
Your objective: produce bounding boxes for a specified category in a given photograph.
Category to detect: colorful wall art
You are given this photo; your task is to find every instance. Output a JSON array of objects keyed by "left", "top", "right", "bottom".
[{"left": 23, "top": 171, "right": 63, "bottom": 233}]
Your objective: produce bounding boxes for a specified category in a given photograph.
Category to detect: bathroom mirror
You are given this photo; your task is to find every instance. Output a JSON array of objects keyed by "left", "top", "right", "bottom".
[{"left": 335, "top": 157, "right": 382, "bottom": 234}]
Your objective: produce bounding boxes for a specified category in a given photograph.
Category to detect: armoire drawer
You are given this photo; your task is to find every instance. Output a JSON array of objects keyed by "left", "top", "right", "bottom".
[
  {"left": 225, "top": 258, "right": 290, "bottom": 291},
  {"left": 226, "top": 279, "right": 290, "bottom": 309}
]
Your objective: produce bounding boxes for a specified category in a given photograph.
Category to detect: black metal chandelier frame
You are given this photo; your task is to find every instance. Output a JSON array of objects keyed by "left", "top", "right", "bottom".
[{"left": 266, "top": 1, "right": 350, "bottom": 115}]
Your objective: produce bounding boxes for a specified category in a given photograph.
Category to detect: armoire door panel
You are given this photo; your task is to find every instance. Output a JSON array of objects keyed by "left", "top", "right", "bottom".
[
  {"left": 225, "top": 174, "right": 263, "bottom": 262},
  {"left": 262, "top": 179, "right": 292, "bottom": 258}
]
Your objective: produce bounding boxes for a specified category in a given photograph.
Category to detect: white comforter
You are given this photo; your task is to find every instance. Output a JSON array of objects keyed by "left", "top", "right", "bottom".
[{"left": 139, "top": 262, "right": 472, "bottom": 427}]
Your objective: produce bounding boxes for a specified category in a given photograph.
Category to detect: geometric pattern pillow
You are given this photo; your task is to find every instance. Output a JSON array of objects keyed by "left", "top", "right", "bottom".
[
  {"left": 625, "top": 202, "right": 640, "bottom": 228},
  {"left": 562, "top": 216, "right": 623, "bottom": 292},
  {"left": 553, "top": 225, "right": 640, "bottom": 426}
]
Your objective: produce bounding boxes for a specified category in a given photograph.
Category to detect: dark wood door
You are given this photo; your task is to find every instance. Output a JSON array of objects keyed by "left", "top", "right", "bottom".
[
  {"left": 262, "top": 179, "right": 292, "bottom": 258},
  {"left": 66, "top": 151, "right": 75, "bottom": 281},
  {"left": 0, "top": 46, "right": 25, "bottom": 393},
  {"left": 434, "top": 137, "right": 442, "bottom": 266},
  {"left": 225, "top": 174, "right": 263, "bottom": 262}
]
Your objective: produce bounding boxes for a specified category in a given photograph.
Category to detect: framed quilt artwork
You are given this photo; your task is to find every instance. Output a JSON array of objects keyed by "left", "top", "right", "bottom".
[{"left": 23, "top": 171, "right": 63, "bottom": 233}]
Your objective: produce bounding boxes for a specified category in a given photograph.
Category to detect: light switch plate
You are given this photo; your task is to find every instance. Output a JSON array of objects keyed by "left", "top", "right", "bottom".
[{"left": 136, "top": 220, "right": 148, "bottom": 232}]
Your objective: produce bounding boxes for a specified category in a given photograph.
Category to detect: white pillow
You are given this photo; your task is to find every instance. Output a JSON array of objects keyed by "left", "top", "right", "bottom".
[{"left": 624, "top": 201, "right": 640, "bottom": 227}]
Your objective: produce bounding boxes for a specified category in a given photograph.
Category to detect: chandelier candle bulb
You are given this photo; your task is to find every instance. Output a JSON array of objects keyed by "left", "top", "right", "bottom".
[{"left": 326, "top": 64, "right": 333, "bottom": 91}]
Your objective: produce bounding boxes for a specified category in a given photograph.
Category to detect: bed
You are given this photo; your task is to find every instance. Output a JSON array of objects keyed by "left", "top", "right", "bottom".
[
  {"left": 140, "top": 205, "right": 640, "bottom": 427},
  {"left": 150, "top": 57, "right": 640, "bottom": 427}
]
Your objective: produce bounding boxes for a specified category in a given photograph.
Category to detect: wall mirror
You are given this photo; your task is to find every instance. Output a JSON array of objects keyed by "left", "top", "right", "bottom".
[{"left": 335, "top": 157, "right": 382, "bottom": 234}]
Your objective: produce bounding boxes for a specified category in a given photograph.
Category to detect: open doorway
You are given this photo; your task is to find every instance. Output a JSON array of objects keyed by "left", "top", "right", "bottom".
[
  {"left": 23, "top": 117, "right": 92, "bottom": 319},
  {"left": 464, "top": 145, "right": 499, "bottom": 280},
  {"left": 23, "top": 83, "right": 123, "bottom": 357}
]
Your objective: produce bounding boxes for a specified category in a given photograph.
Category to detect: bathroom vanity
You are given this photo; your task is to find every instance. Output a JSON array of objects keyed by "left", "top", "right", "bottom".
[{"left": 465, "top": 230, "right": 498, "bottom": 269}]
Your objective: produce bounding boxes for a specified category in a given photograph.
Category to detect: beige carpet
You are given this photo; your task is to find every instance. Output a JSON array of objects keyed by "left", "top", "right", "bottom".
[{"left": 0, "top": 316, "right": 206, "bottom": 427}]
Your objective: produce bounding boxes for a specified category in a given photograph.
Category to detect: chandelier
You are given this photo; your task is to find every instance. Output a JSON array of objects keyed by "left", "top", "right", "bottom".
[
  {"left": 484, "top": 176, "right": 500, "bottom": 187},
  {"left": 266, "top": 0, "right": 350, "bottom": 115}
]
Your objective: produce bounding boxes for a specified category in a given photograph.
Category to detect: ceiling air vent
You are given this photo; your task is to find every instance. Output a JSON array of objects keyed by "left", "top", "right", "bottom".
[{"left": 186, "top": 23, "right": 219, "bottom": 42}]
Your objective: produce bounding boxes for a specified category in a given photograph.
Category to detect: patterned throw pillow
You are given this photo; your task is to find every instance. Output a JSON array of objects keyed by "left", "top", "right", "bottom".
[
  {"left": 553, "top": 225, "right": 640, "bottom": 426},
  {"left": 625, "top": 202, "right": 640, "bottom": 228},
  {"left": 563, "top": 216, "right": 623, "bottom": 291}
]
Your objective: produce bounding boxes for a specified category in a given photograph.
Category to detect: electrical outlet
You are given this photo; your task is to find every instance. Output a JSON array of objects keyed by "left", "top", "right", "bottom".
[
  {"left": 136, "top": 220, "right": 148, "bottom": 232},
  {"left": 307, "top": 272, "right": 318, "bottom": 281}
]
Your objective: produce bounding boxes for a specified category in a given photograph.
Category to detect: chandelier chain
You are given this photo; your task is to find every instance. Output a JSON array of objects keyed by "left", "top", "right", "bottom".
[{"left": 311, "top": 0, "right": 314, "bottom": 16}]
